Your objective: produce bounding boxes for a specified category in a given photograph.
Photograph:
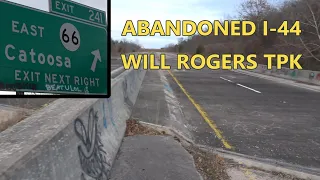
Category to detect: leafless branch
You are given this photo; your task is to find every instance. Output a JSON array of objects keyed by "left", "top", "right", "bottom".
[{"left": 299, "top": 36, "right": 320, "bottom": 62}]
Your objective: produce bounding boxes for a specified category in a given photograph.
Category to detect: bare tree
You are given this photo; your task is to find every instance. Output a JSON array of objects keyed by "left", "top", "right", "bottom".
[
  {"left": 279, "top": 0, "right": 320, "bottom": 69},
  {"left": 161, "top": 0, "right": 320, "bottom": 70},
  {"left": 111, "top": 38, "right": 142, "bottom": 55},
  {"left": 297, "top": 0, "right": 320, "bottom": 62}
]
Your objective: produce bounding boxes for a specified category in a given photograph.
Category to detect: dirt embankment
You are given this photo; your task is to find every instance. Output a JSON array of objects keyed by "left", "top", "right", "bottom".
[{"left": 0, "top": 98, "right": 57, "bottom": 132}]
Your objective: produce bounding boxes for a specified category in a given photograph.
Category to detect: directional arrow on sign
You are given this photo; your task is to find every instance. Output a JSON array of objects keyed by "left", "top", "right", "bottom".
[{"left": 91, "top": 49, "right": 101, "bottom": 72}]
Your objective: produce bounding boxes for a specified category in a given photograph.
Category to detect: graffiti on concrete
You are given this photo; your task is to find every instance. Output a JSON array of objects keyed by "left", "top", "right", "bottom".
[
  {"left": 276, "top": 68, "right": 289, "bottom": 75},
  {"left": 260, "top": 65, "right": 268, "bottom": 73},
  {"left": 309, "top": 72, "right": 320, "bottom": 81},
  {"left": 101, "top": 99, "right": 116, "bottom": 129},
  {"left": 122, "top": 77, "right": 134, "bottom": 107},
  {"left": 164, "top": 84, "right": 173, "bottom": 93},
  {"left": 316, "top": 73, "right": 320, "bottom": 81},
  {"left": 138, "top": 68, "right": 143, "bottom": 80},
  {"left": 102, "top": 101, "right": 108, "bottom": 129},
  {"left": 290, "top": 70, "right": 297, "bottom": 78},
  {"left": 309, "top": 72, "right": 315, "bottom": 79},
  {"left": 74, "top": 108, "right": 110, "bottom": 180},
  {"left": 283, "top": 68, "right": 289, "bottom": 75},
  {"left": 107, "top": 98, "right": 116, "bottom": 128}
]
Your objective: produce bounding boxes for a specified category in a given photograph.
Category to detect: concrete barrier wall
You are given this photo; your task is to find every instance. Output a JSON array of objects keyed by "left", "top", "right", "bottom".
[
  {"left": 246, "top": 64, "right": 320, "bottom": 85},
  {"left": 0, "top": 68, "right": 146, "bottom": 180}
]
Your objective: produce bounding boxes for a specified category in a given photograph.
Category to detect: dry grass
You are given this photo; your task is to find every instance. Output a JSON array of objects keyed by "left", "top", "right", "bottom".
[
  {"left": 0, "top": 98, "right": 54, "bottom": 132},
  {"left": 125, "top": 119, "right": 166, "bottom": 136},
  {"left": 0, "top": 108, "right": 29, "bottom": 132},
  {"left": 186, "top": 146, "right": 230, "bottom": 180}
]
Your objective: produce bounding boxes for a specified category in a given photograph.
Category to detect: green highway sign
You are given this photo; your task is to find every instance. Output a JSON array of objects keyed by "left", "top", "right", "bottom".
[
  {"left": 49, "top": 0, "right": 106, "bottom": 26},
  {"left": 0, "top": 1, "right": 108, "bottom": 95}
]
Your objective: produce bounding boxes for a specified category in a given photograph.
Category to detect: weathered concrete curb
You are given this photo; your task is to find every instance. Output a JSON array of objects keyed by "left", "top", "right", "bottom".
[
  {"left": 111, "top": 66, "right": 125, "bottom": 79},
  {"left": 232, "top": 69, "right": 320, "bottom": 92},
  {"left": 139, "top": 121, "right": 320, "bottom": 180},
  {"left": 243, "top": 63, "right": 320, "bottom": 86},
  {"left": 211, "top": 148, "right": 320, "bottom": 180},
  {"left": 0, "top": 68, "right": 146, "bottom": 180}
]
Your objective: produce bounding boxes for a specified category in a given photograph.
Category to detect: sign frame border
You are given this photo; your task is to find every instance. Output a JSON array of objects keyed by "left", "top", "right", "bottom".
[
  {"left": 48, "top": 0, "right": 107, "bottom": 27},
  {"left": 0, "top": 0, "right": 111, "bottom": 98}
]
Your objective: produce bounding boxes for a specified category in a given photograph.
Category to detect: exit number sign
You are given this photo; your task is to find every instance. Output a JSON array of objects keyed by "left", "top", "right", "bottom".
[{"left": 49, "top": 0, "right": 106, "bottom": 26}]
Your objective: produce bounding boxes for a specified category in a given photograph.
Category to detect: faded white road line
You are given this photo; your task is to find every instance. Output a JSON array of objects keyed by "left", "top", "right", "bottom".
[
  {"left": 237, "top": 83, "right": 262, "bottom": 94},
  {"left": 220, "top": 76, "right": 261, "bottom": 93},
  {"left": 220, "top": 77, "right": 233, "bottom": 83},
  {"left": 232, "top": 69, "right": 320, "bottom": 93}
]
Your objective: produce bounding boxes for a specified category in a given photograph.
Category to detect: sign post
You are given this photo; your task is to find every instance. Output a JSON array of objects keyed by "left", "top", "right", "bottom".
[
  {"left": 49, "top": 0, "right": 106, "bottom": 27},
  {"left": 0, "top": 1, "right": 109, "bottom": 96}
]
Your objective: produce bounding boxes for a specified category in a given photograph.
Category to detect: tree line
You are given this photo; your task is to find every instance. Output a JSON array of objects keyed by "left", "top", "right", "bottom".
[{"left": 111, "top": 38, "right": 142, "bottom": 56}]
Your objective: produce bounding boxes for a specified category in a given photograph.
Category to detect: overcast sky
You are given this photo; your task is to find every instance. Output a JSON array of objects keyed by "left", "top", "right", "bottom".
[
  {"left": 111, "top": 0, "right": 242, "bottom": 48},
  {"left": 7, "top": 0, "right": 282, "bottom": 49}
]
